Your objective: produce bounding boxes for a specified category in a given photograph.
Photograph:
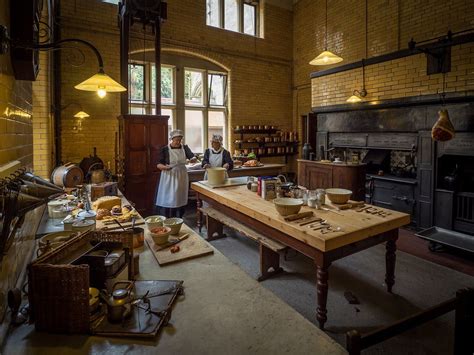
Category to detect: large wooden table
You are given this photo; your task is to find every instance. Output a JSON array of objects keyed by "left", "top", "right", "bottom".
[{"left": 192, "top": 183, "right": 410, "bottom": 329}]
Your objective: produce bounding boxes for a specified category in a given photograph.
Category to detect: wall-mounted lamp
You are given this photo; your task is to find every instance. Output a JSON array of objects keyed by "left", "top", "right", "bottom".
[
  {"left": 346, "top": 63, "right": 367, "bottom": 103},
  {"left": 58, "top": 102, "right": 90, "bottom": 119},
  {"left": 0, "top": 25, "right": 126, "bottom": 98},
  {"left": 309, "top": 0, "right": 343, "bottom": 65}
]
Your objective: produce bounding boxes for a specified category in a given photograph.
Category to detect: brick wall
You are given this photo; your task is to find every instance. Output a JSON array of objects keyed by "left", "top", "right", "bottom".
[
  {"left": 58, "top": 0, "right": 294, "bottom": 170},
  {"left": 32, "top": 20, "right": 55, "bottom": 178},
  {"left": 293, "top": 0, "right": 474, "bottom": 114},
  {"left": 0, "top": 2, "right": 33, "bottom": 168}
]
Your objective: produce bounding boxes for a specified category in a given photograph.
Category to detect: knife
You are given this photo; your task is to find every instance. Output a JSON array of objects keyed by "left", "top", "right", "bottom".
[
  {"left": 320, "top": 207, "right": 344, "bottom": 216},
  {"left": 155, "top": 233, "right": 189, "bottom": 251}
]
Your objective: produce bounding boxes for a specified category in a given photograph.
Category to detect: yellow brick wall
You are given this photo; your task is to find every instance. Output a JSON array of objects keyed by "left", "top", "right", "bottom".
[
  {"left": 294, "top": 0, "right": 474, "bottom": 118},
  {"left": 0, "top": 0, "right": 33, "bottom": 168},
  {"left": 32, "top": 17, "right": 55, "bottom": 178},
  {"left": 58, "top": 0, "right": 294, "bottom": 170}
]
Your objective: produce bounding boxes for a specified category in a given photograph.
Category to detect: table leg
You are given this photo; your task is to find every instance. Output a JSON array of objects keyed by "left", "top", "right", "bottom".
[
  {"left": 385, "top": 230, "right": 398, "bottom": 293},
  {"left": 206, "top": 215, "right": 225, "bottom": 241},
  {"left": 257, "top": 244, "right": 283, "bottom": 282},
  {"left": 196, "top": 195, "right": 203, "bottom": 232},
  {"left": 316, "top": 262, "right": 330, "bottom": 330}
]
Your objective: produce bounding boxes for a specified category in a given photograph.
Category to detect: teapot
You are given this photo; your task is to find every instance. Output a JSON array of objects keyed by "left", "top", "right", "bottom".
[{"left": 100, "top": 281, "right": 134, "bottom": 323}]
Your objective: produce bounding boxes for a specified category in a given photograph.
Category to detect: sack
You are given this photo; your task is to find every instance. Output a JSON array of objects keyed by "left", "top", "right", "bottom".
[{"left": 431, "top": 109, "right": 455, "bottom": 141}]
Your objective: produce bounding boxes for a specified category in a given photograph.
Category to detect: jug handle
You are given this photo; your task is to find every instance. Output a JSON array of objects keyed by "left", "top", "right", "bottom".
[{"left": 276, "top": 174, "right": 287, "bottom": 183}]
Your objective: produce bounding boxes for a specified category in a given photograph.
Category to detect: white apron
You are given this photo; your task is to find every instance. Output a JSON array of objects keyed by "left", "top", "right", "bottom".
[
  {"left": 155, "top": 144, "right": 189, "bottom": 208},
  {"left": 204, "top": 149, "right": 229, "bottom": 180}
]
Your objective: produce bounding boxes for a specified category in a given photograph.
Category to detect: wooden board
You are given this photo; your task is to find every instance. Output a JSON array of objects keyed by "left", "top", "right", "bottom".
[
  {"left": 146, "top": 224, "right": 214, "bottom": 265},
  {"left": 197, "top": 176, "right": 248, "bottom": 189},
  {"left": 192, "top": 183, "right": 411, "bottom": 252}
]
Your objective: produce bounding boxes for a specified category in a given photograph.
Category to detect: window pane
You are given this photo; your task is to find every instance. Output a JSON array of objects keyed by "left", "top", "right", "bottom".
[
  {"left": 156, "top": 66, "right": 174, "bottom": 105},
  {"left": 161, "top": 108, "right": 174, "bottom": 134},
  {"left": 208, "top": 74, "right": 225, "bottom": 106},
  {"left": 185, "top": 70, "right": 203, "bottom": 106},
  {"left": 128, "top": 64, "right": 144, "bottom": 102},
  {"left": 130, "top": 106, "right": 145, "bottom": 114},
  {"left": 224, "top": 0, "right": 239, "bottom": 32},
  {"left": 185, "top": 110, "right": 204, "bottom": 153},
  {"left": 206, "top": 0, "right": 220, "bottom": 27},
  {"left": 244, "top": 4, "right": 256, "bottom": 36},
  {"left": 208, "top": 111, "right": 226, "bottom": 147}
]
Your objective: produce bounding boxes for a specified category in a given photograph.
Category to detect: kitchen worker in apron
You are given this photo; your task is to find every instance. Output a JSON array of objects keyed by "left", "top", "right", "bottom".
[
  {"left": 202, "top": 134, "right": 234, "bottom": 179},
  {"left": 156, "top": 129, "right": 196, "bottom": 218}
]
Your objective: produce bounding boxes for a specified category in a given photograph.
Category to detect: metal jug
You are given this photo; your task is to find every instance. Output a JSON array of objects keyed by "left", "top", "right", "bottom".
[{"left": 100, "top": 281, "right": 134, "bottom": 323}]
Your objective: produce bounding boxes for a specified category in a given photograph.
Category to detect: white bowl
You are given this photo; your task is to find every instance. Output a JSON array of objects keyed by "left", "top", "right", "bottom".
[
  {"left": 145, "top": 215, "right": 166, "bottom": 230},
  {"left": 325, "top": 188, "right": 352, "bottom": 204}
]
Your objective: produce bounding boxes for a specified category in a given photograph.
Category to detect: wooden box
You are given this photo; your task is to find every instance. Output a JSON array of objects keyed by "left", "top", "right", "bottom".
[{"left": 90, "top": 182, "right": 118, "bottom": 201}]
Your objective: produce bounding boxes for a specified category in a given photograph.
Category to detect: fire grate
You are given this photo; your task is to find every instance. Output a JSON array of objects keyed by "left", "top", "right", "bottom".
[{"left": 456, "top": 192, "right": 474, "bottom": 223}]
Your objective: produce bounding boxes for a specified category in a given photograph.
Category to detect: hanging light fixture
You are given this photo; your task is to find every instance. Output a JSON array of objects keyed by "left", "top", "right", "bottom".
[
  {"left": 73, "top": 111, "right": 90, "bottom": 119},
  {"left": 309, "top": 0, "right": 343, "bottom": 65},
  {"left": 0, "top": 26, "right": 126, "bottom": 98},
  {"left": 347, "top": 0, "right": 369, "bottom": 102}
]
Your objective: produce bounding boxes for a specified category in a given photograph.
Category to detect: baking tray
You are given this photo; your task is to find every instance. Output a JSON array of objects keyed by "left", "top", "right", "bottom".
[{"left": 415, "top": 226, "right": 474, "bottom": 254}]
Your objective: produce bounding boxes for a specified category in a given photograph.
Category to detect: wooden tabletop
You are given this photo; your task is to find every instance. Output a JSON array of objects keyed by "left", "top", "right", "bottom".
[{"left": 192, "top": 183, "right": 410, "bottom": 252}]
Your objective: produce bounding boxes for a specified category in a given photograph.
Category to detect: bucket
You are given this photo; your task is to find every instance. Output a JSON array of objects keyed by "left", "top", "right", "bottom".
[
  {"left": 51, "top": 163, "right": 84, "bottom": 188},
  {"left": 207, "top": 167, "right": 226, "bottom": 185}
]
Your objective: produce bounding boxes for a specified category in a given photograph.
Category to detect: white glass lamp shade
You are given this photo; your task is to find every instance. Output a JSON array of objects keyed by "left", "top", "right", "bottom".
[{"left": 309, "top": 50, "right": 343, "bottom": 66}]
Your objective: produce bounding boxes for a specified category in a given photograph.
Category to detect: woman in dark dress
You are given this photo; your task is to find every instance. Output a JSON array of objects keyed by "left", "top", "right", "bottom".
[
  {"left": 155, "top": 129, "right": 196, "bottom": 218},
  {"left": 201, "top": 134, "right": 233, "bottom": 179}
]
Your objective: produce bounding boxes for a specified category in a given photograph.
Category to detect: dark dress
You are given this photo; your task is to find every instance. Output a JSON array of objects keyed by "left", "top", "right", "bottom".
[{"left": 201, "top": 148, "right": 234, "bottom": 171}]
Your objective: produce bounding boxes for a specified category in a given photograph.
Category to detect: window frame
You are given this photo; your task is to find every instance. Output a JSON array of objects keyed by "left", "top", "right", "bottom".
[
  {"left": 128, "top": 61, "right": 228, "bottom": 154},
  {"left": 207, "top": 0, "right": 260, "bottom": 37}
]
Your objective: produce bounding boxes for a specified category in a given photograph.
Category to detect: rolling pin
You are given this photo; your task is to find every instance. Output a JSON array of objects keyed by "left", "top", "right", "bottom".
[
  {"left": 337, "top": 201, "right": 365, "bottom": 210},
  {"left": 284, "top": 211, "right": 313, "bottom": 221}
]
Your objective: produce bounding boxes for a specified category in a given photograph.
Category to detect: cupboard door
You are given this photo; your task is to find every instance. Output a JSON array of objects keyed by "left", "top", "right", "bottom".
[{"left": 306, "top": 164, "right": 332, "bottom": 190}]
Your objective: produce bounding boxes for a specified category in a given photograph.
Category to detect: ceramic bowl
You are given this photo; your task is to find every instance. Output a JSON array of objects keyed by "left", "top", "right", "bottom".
[
  {"left": 150, "top": 226, "right": 171, "bottom": 245},
  {"left": 325, "top": 188, "right": 352, "bottom": 204},
  {"left": 145, "top": 215, "right": 166, "bottom": 230},
  {"left": 163, "top": 218, "right": 184, "bottom": 235},
  {"left": 273, "top": 198, "right": 304, "bottom": 216}
]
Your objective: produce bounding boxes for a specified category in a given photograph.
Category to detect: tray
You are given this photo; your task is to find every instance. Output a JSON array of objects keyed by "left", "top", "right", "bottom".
[
  {"left": 415, "top": 226, "right": 474, "bottom": 254},
  {"left": 92, "top": 279, "right": 183, "bottom": 338}
]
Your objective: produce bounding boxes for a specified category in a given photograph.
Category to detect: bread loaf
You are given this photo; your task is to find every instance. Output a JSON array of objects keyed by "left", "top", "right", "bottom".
[{"left": 92, "top": 196, "right": 122, "bottom": 211}]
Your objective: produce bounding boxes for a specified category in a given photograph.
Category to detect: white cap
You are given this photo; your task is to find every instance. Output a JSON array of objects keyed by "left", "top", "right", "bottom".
[
  {"left": 169, "top": 129, "right": 184, "bottom": 139},
  {"left": 211, "top": 134, "right": 223, "bottom": 143}
]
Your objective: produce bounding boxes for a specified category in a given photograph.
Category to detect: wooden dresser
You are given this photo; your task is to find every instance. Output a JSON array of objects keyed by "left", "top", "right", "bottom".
[{"left": 297, "top": 160, "right": 366, "bottom": 201}]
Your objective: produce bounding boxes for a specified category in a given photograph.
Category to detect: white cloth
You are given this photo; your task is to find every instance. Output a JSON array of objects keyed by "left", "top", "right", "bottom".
[
  {"left": 155, "top": 144, "right": 189, "bottom": 208},
  {"left": 204, "top": 148, "right": 229, "bottom": 180}
]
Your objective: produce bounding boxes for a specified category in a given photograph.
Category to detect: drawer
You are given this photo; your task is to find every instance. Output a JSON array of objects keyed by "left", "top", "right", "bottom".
[{"left": 373, "top": 179, "right": 415, "bottom": 197}]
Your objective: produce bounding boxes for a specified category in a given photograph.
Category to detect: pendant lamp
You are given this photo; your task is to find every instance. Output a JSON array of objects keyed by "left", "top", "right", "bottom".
[
  {"left": 309, "top": 0, "right": 343, "bottom": 65},
  {"left": 74, "top": 69, "right": 126, "bottom": 98},
  {"left": 73, "top": 111, "right": 90, "bottom": 119}
]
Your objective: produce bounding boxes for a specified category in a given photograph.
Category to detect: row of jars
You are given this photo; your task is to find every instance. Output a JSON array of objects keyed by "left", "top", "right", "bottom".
[
  {"left": 234, "top": 146, "right": 295, "bottom": 156},
  {"left": 235, "top": 125, "right": 277, "bottom": 130}
]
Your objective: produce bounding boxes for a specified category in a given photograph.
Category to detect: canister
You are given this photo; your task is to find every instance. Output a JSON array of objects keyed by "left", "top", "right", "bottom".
[
  {"left": 72, "top": 219, "right": 96, "bottom": 232},
  {"left": 47, "top": 199, "right": 68, "bottom": 216}
]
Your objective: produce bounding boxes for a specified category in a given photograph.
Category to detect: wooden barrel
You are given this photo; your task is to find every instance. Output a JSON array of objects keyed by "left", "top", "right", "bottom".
[{"left": 50, "top": 163, "right": 84, "bottom": 187}]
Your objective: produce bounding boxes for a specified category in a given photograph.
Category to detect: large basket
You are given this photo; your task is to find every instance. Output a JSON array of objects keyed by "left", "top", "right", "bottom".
[{"left": 28, "top": 230, "right": 134, "bottom": 334}]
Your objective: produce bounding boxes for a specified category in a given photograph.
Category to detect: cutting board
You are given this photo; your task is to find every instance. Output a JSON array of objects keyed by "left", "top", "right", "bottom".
[
  {"left": 197, "top": 176, "right": 248, "bottom": 189},
  {"left": 146, "top": 224, "right": 213, "bottom": 265}
]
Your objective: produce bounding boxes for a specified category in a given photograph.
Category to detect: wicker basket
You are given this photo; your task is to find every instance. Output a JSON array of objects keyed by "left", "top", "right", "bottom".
[{"left": 29, "top": 230, "right": 134, "bottom": 334}]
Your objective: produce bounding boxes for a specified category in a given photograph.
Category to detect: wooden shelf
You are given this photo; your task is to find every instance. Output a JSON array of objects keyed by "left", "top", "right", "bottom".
[{"left": 233, "top": 129, "right": 278, "bottom": 134}]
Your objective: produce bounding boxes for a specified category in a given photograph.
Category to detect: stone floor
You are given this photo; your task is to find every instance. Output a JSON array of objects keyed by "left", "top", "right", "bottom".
[{"left": 183, "top": 207, "right": 474, "bottom": 355}]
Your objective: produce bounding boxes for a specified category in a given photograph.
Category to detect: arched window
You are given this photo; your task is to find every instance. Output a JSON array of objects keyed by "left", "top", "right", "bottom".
[{"left": 128, "top": 52, "right": 228, "bottom": 154}]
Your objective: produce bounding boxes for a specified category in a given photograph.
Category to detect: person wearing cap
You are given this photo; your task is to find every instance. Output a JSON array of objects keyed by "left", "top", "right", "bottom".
[
  {"left": 202, "top": 134, "right": 233, "bottom": 180},
  {"left": 156, "top": 129, "right": 196, "bottom": 218}
]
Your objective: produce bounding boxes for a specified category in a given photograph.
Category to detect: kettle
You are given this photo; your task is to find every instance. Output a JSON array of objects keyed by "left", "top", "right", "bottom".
[{"left": 100, "top": 281, "right": 134, "bottom": 323}]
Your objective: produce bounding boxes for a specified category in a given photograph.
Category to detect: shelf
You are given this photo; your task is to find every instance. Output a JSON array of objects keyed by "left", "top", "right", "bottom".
[
  {"left": 233, "top": 129, "right": 278, "bottom": 134},
  {"left": 234, "top": 141, "right": 299, "bottom": 146}
]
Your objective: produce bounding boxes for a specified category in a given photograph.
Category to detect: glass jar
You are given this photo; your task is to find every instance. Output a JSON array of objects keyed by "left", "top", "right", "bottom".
[
  {"left": 316, "top": 189, "right": 326, "bottom": 205},
  {"left": 307, "top": 190, "right": 318, "bottom": 208}
]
